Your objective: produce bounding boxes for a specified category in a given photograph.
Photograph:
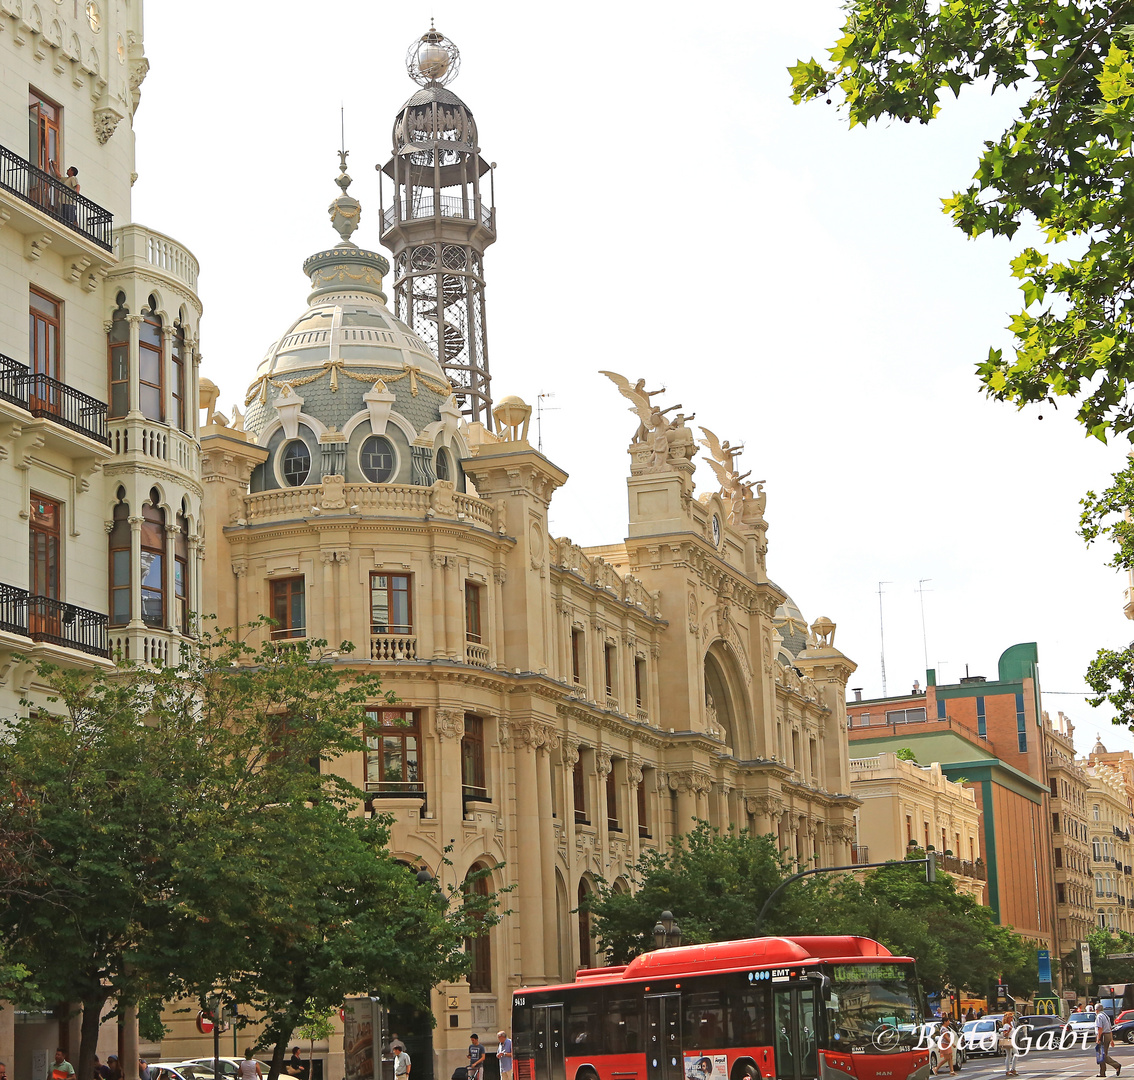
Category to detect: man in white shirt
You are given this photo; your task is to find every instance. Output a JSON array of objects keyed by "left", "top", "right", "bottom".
[
  {"left": 1096, "top": 1010, "right": 1121, "bottom": 1077},
  {"left": 393, "top": 1046, "right": 411, "bottom": 1080}
]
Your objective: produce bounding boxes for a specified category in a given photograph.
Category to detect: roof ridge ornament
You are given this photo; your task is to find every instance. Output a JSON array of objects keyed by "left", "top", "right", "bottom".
[{"left": 407, "top": 25, "right": 460, "bottom": 87}]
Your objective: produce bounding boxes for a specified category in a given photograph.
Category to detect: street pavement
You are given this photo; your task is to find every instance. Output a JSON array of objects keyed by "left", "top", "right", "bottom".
[{"left": 956, "top": 1044, "right": 1127, "bottom": 1080}]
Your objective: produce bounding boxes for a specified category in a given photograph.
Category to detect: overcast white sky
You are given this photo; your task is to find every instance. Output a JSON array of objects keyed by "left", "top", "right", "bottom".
[{"left": 132, "top": 0, "right": 1134, "bottom": 756}]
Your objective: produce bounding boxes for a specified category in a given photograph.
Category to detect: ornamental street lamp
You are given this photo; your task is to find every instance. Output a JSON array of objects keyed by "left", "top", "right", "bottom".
[{"left": 653, "top": 910, "right": 682, "bottom": 950}]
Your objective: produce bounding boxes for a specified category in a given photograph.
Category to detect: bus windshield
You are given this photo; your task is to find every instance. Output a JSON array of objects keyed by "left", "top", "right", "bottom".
[{"left": 824, "top": 962, "right": 923, "bottom": 1052}]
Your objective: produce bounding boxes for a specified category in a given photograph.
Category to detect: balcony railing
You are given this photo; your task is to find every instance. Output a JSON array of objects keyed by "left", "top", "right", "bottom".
[
  {"left": 0, "top": 584, "right": 109, "bottom": 657},
  {"left": 382, "top": 195, "right": 493, "bottom": 233},
  {"left": 370, "top": 633, "right": 418, "bottom": 661},
  {"left": 851, "top": 843, "right": 870, "bottom": 865},
  {"left": 465, "top": 641, "right": 490, "bottom": 667},
  {"left": 0, "top": 353, "right": 109, "bottom": 444},
  {"left": 27, "top": 595, "right": 109, "bottom": 657},
  {"left": 0, "top": 143, "right": 113, "bottom": 249}
]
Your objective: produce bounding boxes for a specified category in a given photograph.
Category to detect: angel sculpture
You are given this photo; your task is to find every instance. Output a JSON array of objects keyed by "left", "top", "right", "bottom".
[
  {"left": 699, "top": 427, "right": 765, "bottom": 524},
  {"left": 600, "top": 371, "right": 682, "bottom": 466}
]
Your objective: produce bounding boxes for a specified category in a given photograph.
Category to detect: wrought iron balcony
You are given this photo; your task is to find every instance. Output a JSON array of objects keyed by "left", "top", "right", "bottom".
[
  {"left": 0, "top": 143, "right": 113, "bottom": 250},
  {"left": 0, "top": 584, "right": 109, "bottom": 658},
  {"left": 0, "top": 352, "right": 109, "bottom": 445},
  {"left": 382, "top": 195, "right": 493, "bottom": 233}
]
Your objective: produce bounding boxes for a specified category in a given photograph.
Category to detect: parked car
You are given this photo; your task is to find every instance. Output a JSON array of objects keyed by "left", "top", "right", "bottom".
[
  {"left": 171, "top": 1066, "right": 220, "bottom": 1080},
  {"left": 1018, "top": 1014, "right": 1066, "bottom": 1040},
  {"left": 145, "top": 1065, "right": 194, "bottom": 1080},
  {"left": 183, "top": 1060, "right": 268, "bottom": 1080},
  {"left": 1063, "top": 1012, "right": 1098, "bottom": 1042},
  {"left": 960, "top": 1019, "right": 1002, "bottom": 1056}
]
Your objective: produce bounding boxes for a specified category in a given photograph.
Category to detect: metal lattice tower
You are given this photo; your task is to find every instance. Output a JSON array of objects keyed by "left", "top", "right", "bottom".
[{"left": 379, "top": 26, "right": 496, "bottom": 429}]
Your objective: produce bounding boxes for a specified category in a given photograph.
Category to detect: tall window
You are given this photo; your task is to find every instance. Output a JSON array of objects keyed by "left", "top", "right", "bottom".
[
  {"left": 270, "top": 576, "right": 305, "bottom": 639},
  {"left": 571, "top": 628, "right": 584, "bottom": 685},
  {"left": 637, "top": 771, "right": 650, "bottom": 839},
  {"left": 604, "top": 642, "right": 615, "bottom": 698},
  {"left": 905, "top": 815, "right": 912, "bottom": 843},
  {"left": 976, "top": 696, "right": 987, "bottom": 738},
  {"left": 461, "top": 715, "right": 486, "bottom": 799},
  {"left": 465, "top": 582, "right": 482, "bottom": 643},
  {"left": 140, "top": 492, "right": 165, "bottom": 627},
  {"left": 606, "top": 764, "right": 620, "bottom": 832},
  {"left": 108, "top": 492, "right": 130, "bottom": 626},
  {"left": 108, "top": 296, "right": 129, "bottom": 418},
  {"left": 370, "top": 573, "right": 412, "bottom": 634},
  {"left": 171, "top": 322, "right": 187, "bottom": 431},
  {"left": 1015, "top": 692, "right": 1028, "bottom": 753},
  {"left": 573, "top": 754, "right": 588, "bottom": 824},
  {"left": 634, "top": 656, "right": 646, "bottom": 710},
  {"left": 29, "top": 494, "right": 60, "bottom": 639},
  {"left": 464, "top": 866, "right": 492, "bottom": 993},
  {"left": 28, "top": 90, "right": 60, "bottom": 173},
  {"left": 1055, "top": 848, "right": 1063, "bottom": 868},
  {"left": 365, "top": 708, "right": 421, "bottom": 793},
  {"left": 174, "top": 506, "right": 189, "bottom": 634},
  {"left": 29, "top": 289, "right": 61, "bottom": 414},
  {"left": 139, "top": 299, "right": 163, "bottom": 421}
]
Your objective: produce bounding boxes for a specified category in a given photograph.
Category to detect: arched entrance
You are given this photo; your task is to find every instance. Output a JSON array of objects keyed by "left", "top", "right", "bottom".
[{"left": 703, "top": 643, "right": 750, "bottom": 756}]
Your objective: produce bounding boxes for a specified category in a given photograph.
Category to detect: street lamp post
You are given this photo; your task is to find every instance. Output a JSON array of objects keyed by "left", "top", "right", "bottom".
[{"left": 653, "top": 910, "right": 682, "bottom": 950}]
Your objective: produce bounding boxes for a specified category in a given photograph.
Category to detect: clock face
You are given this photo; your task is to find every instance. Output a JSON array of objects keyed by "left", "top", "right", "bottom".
[{"left": 711, "top": 514, "right": 721, "bottom": 547}]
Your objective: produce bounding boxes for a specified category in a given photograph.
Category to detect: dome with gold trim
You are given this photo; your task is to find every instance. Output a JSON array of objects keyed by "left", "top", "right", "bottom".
[{"left": 243, "top": 158, "right": 468, "bottom": 494}]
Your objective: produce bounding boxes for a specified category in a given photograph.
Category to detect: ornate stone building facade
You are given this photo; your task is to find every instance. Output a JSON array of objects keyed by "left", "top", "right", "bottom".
[
  {"left": 196, "top": 125, "right": 859, "bottom": 1080},
  {"left": 0, "top": 0, "right": 203, "bottom": 1072}
]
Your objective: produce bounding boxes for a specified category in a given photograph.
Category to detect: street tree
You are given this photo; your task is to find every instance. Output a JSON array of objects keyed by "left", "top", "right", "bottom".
[
  {"left": 789, "top": 0, "right": 1134, "bottom": 724},
  {"left": 0, "top": 622, "right": 495, "bottom": 1080},
  {"left": 584, "top": 823, "right": 1036, "bottom": 996}
]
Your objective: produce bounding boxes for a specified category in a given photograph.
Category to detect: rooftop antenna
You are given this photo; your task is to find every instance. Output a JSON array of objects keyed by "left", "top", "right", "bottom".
[
  {"left": 916, "top": 578, "right": 932, "bottom": 675},
  {"left": 877, "top": 581, "right": 891, "bottom": 698},
  {"left": 535, "top": 392, "right": 559, "bottom": 452}
]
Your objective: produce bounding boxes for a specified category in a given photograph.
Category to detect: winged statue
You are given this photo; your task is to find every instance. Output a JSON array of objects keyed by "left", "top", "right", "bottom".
[
  {"left": 600, "top": 370, "right": 682, "bottom": 466},
  {"left": 699, "top": 426, "right": 765, "bottom": 524}
]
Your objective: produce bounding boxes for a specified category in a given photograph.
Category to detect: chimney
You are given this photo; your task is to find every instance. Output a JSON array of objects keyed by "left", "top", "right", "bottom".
[{"left": 852, "top": 688, "right": 863, "bottom": 702}]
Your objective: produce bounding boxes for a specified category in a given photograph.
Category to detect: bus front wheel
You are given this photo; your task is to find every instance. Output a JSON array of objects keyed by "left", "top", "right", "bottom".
[{"left": 576, "top": 1068, "right": 599, "bottom": 1080}]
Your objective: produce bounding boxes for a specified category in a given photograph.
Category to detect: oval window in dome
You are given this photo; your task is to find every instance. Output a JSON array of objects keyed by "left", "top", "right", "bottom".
[
  {"left": 281, "top": 440, "right": 311, "bottom": 487},
  {"left": 361, "top": 436, "right": 396, "bottom": 483},
  {"left": 435, "top": 448, "right": 451, "bottom": 482}
]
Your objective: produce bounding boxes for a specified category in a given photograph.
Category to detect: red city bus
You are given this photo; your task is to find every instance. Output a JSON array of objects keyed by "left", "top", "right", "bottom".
[{"left": 512, "top": 936, "right": 928, "bottom": 1080}]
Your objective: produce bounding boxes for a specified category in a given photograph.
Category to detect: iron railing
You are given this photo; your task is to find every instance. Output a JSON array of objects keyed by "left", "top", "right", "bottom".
[
  {"left": 0, "top": 353, "right": 109, "bottom": 444},
  {"left": 0, "top": 582, "right": 28, "bottom": 635},
  {"left": 382, "top": 195, "right": 493, "bottom": 232},
  {"left": 24, "top": 371, "right": 109, "bottom": 444},
  {"left": 26, "top": 594, "right": 109, "bottom": 657},
  {"left": 851, "top": 843, "right": 870, "bottom": 865},
  {"left": 0, "top": 143, "right": 113, "bottom": 249}
]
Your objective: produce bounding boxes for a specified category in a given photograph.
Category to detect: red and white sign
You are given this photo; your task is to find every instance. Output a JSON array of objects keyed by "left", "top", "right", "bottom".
[{"left": 196, "top": 1012, "right": 214, "bottom": 1035}]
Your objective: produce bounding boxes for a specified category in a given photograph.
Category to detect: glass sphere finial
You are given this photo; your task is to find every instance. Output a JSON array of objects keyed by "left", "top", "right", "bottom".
[{"left": 406, "top": 27, "right": 461, "bottom": 87}]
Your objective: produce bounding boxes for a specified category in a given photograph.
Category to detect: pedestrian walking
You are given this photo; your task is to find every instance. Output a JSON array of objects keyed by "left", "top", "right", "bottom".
[
  {"left": 237, "top": 1050, "right": 262, "bottom": 1080},
  {"left": 51, "top": 1050, "right": 76, "bottom": 1080},
  {"left": 101, "top": 1055, "right": 123, "bottom": 1080},
  {"left": 393, "top": 1043, "right": 411, "bottom": 1080},
  {"left": 1097, "top": 1009, "right": 1121, "bottom": 1077},
  {"left": 933, "top": 1018, "right": 957, "bottom": 1076},
  {"left": 467, "top": 1035, "right": 484, "bottom": 1080},
  {"left": 496, "top": 1032, "right": 512, "bottom": 1080},
  {"left": 1000, "top": 1012, "right": 1018, "bottom": 1077}
]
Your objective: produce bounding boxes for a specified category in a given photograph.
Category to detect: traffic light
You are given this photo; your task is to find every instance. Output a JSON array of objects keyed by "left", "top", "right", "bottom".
[{"left": 926, "top": 851, "right": 937, "bottom": 884}]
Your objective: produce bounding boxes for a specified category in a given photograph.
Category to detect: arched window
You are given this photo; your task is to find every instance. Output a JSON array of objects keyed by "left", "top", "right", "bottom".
[
  {"left": 174, "top": 503, "right": 189, "bottom": 634},
  {"left": 171, "top": 321, "right": 187, "bottom": 431},
  {"left": 108, "top": 489, "right": 130, "bottom": 626},
  {"left": 578, "top": 879, "right": 593, "bottom": 969},
  {"left": 281, "top": 440, "right": 311, "bottom": 486},
  {"left": 140, "top": 489, "right": 165, "bottom": 627},
  {"left": 435, "top": 447, "right": 450, "bottom": 481},
  {"left": 463, "top": 865, "right": 491, "bottom": 993},
  {"left": 107, "top": 294, "right": 129, "bottom": 419},
  {"left": 139, "top": 296, "right": 163, "bottom": 421},
  {"left": 360, "top": 436, "right": 395, "bottom": 482}
]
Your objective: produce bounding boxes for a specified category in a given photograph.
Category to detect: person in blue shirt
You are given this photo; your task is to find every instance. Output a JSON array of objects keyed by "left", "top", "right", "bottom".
[
  {"left": 468, "top": 1035, "right": 485, "bottom": 1080},
  {"left": 496, "top": 1032, "right": 512, "bottom": 1080}
]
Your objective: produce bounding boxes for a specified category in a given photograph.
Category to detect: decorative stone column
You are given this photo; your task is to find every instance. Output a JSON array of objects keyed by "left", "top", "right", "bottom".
[
  {"left": 595, "top": 748, "right": 612, "bottom": 854},
  {"left": 628, "top": 760, "right": 643, "bottom": 862},
  {"left": 436, "top": 707, "right": 465, "bottom": 833},
  {"left": 536, "top": 737, "right": 559, "bottom": 980},
  {"left": 126, "top": 314, "right": 143, "bottom": 414},
  {"left": 444, "top": 555, "right": 462, "bottom": 660},
  {"left": 562, "top": 735, "right": 580, "bottom": 872},
  {"left": 670, "top": 771, "right": 698, "bottom": 835},
  {"left": 128, "top": 514, "right": 143, "bottom": 625},
  {"left": 320, "top": 550, "right": 337, "bottom": 644},
  {"left": 513, "top": 721, "right": 552, "bottom": 982},
  {"left": 430, "top": 552, "right": 447, "bottom": 659}
]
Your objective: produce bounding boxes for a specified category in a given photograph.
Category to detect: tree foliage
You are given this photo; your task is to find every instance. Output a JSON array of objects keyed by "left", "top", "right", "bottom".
[
  {"left": 0, "top": 623, "right": 497, "bottom": 1080},
  {"left": 583, "top": 823, "right": 1035, "bottom": 997},
  {"left": 791, "top": 0, "right": 1134, "bottom": 443}
]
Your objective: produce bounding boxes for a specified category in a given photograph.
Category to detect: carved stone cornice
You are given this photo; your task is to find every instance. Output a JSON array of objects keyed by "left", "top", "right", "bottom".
[
  {"left": 669, "top": 769, "right": 713, "bottom": 796},
  {"left": 516, "top": 720, "right": 560, "bottom": 752}
]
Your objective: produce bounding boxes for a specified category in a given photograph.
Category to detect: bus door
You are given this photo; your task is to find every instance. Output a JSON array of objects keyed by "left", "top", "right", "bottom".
[
  {"left": 772, "top": 985, "right": 818, "bottom": 1080},
  {"left": 532, "top": 1003, "right": 565, "bottom": 1080},
  {"left": 645, "top": 994, "right": 682, "bottom": 1080}
]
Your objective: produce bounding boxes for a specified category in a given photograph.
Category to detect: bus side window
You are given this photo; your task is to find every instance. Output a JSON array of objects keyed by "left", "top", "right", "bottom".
[
  {"left": 683, "top": 991, "right": 725, "bottom": 1050},
  {"left": 727, "top": 987, "right": 770, "bottom": 1047},
  {"left": 568, "top": 998, "right": 600, "bottom": 1055},
  {"left": 606, "top": 994, "right": 642, "bottom": 1053}
]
